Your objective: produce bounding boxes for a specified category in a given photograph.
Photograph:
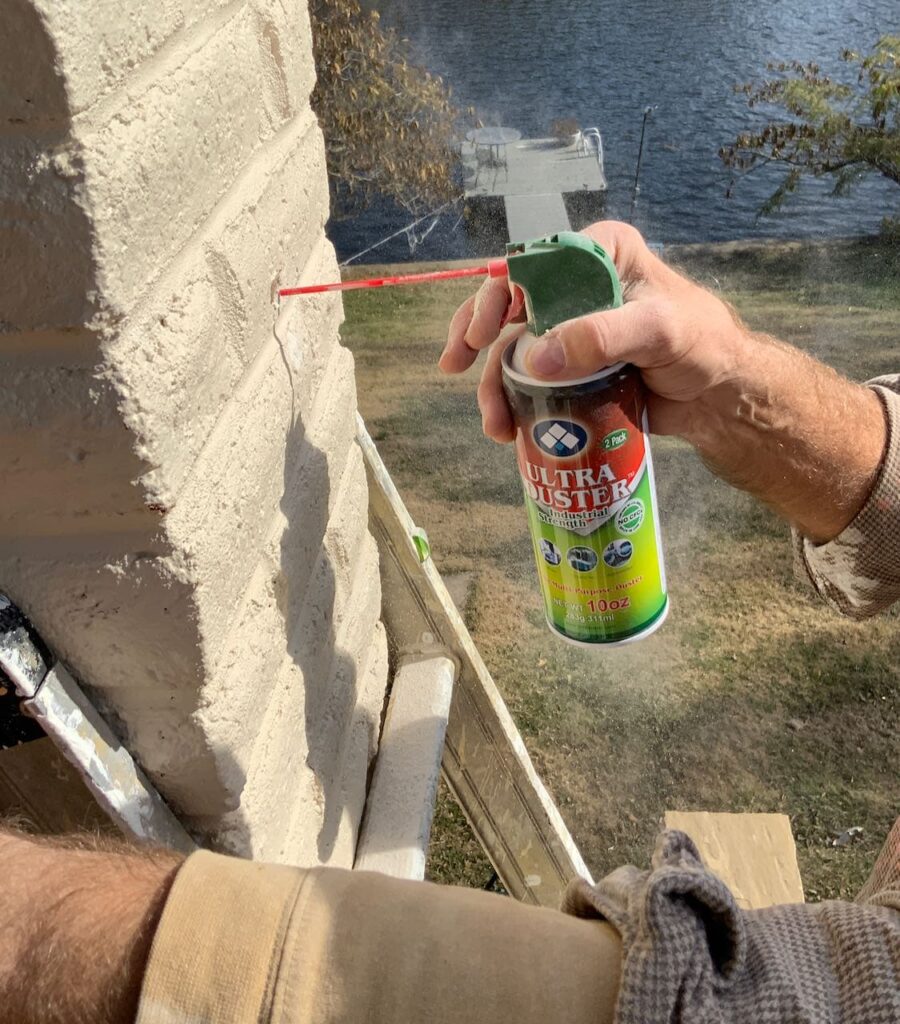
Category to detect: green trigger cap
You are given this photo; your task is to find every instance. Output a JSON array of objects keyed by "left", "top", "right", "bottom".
[{"left": 504, "top": 231, "right": 624, "bottom": 337}]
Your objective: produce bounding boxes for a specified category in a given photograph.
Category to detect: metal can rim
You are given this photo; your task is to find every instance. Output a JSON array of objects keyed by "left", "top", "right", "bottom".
[{"left": 501, "top": 342, "right": 627, "bottom": 389}]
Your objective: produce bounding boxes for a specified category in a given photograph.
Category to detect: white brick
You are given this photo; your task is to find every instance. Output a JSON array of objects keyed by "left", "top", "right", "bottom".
[
  {"left": 331, "top": 619, "right": 390, "bottom": 863},
  {"left": 36, "top": 0, "right": 315, "bottom": 118},
  {"left": 108, "top": 263, "right": 246, "bottom": 495},
  {"left": 199, "top": 440, "right": 372, "bottom": 740},
  {"left": 204, "top": 530, "right": 384, "bottom": 861},
  {"left": 3, "top": 0, "right": 236, "bottom": 118},
  {"left": 72, "top": 5, "right": 314, "bottom": 311},
  {"left": 272, "top": 617, "right": 388, "bottom": 867},
  {"left": 0, "top": 549, "right": 201, "bottom": 710},
  {"left": 214, "top": 122, "right": 332, "bottom": 368},
  {"left": 283, "top": 544, "right": 386, "bottom": 866},
  {"left": 165, "top": 339, "right": 358, "bottom": 663},
  {"left": 0, "top": 0, "right": 389, "bottom": 860},
  {"left": 107, "top": 127, "right": 336, "bottom": 501}
]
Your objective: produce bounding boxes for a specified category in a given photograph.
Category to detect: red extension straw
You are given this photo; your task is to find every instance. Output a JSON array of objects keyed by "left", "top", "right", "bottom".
[{"left": 278, "top": 259, "right": 508, "bottom": 298}]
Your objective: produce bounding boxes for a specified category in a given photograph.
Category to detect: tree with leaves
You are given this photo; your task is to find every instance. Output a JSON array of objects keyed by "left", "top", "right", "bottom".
[
  {"left": 308, "top": 0, "right": 466, "bottom": 219},
  {"left": 720, "top": 35, "right": 899, "bottom": 216}
]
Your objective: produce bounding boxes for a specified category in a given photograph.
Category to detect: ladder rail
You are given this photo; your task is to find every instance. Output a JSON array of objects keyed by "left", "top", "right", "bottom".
[{"left": 356, "top": 416, "right": 591, "bottom": 905}]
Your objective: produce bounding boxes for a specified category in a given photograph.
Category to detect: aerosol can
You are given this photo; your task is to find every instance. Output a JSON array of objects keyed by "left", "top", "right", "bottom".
[
  {"left": 279, "top": 230, "right": 668, "bottom": 646},
  {"left": 500, "top": 232, "right": 668, "bottom": 646}
]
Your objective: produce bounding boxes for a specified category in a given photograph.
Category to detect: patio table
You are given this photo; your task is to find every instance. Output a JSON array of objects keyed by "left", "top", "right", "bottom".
[{"left": 466, "top": 127, "right": 522, "bottom": 166}]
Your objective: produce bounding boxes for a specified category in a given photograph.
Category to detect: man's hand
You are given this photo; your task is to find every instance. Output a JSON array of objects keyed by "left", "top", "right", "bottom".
[
  {"left": 0, "top": 824, "right": 182, "bottom": 1024},
  {"left": 440, "top": 221, "right": 887, "bottom": 543},
  {"left": 440, "top": 221, "right": 746, "bottom": 444}
]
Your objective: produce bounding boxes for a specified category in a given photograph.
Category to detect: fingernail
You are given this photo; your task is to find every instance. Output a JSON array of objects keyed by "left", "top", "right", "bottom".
[{"left": 527, "top": 335, "right": 566, "bottom": 376}]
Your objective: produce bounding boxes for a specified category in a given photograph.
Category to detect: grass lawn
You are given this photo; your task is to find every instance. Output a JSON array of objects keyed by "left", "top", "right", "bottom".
[{"left": 341, "top": 236, "right": 899, "bottom": 901}]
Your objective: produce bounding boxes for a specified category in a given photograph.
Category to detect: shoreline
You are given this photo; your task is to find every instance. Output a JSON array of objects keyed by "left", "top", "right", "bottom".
[{"left": 341, "top": 232, "right": 893, "bottom": 276}]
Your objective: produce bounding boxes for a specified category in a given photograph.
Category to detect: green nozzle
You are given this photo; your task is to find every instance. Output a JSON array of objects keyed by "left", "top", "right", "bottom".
[{"left": 504, "top": 231, "right": 623, "bottom": 336}]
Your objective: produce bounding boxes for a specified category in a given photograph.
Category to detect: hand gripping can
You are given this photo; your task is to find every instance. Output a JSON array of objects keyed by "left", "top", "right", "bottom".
[{"left": 502, "top": 346, "right": 668, "bottom": 646}]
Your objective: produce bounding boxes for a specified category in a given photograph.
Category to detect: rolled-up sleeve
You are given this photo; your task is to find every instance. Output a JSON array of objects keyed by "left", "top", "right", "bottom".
[
  {"left": 793, "top": 375, "right": 900, "bottom": 618},
  {"left": 136, "top": 850, "right": 308, "bottom": 1023},
  {"left": 137, "top": 849, "right": 621, "bottom": 1024}
]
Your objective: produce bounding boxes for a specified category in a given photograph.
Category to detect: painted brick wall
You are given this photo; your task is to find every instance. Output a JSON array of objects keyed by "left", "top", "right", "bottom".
[{"left": 0, "top": 0, "right": 389, "bottom": 865}]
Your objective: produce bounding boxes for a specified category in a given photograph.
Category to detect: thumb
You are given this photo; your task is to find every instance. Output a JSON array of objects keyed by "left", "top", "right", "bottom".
[{"left": 524, "top": 300, "right": 672, "bottom": 380}]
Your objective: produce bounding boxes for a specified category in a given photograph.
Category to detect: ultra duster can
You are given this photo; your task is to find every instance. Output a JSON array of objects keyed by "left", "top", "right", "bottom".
[{"left": 502, "top": 345, "right": 668, "bottom": 646}]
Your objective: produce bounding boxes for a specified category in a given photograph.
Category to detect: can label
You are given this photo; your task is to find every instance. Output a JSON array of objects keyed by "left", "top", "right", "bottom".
[{"left": 503, "top": 359, "right": 668, "bottom": 645}]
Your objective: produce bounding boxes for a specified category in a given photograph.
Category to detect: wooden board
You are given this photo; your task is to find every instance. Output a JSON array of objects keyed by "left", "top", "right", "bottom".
[
  {"left": 358, "top": 417, "right": 591, "bottom": 906},
  {"left": 0, "top": 738, "right": 111, "bottom": 833},
  {"left": 665, "top": 810, "right": 804, "bottom": 909}
]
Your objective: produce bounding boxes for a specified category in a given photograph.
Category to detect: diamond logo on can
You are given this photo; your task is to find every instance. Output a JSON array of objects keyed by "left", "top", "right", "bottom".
[{"left": 533, "top": 419, "right": 588, "bottom": 457}]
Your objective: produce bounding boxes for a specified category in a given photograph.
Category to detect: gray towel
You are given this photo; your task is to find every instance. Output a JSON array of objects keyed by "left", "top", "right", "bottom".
[{"left": 564, "top": 826, "right": 900, "bottom": 1023}]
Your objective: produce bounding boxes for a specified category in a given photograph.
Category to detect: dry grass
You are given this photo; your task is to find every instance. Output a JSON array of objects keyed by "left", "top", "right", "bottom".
[{"left": 341, "top": 236, "right": 899, "bottom": 900}]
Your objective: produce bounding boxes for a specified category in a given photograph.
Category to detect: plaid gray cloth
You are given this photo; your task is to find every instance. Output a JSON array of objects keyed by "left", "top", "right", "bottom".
[
  {"left": 563, "top": 375, "right": 900, "bottom": 1022},
  {"left": 564, "top": 825, "right": 900, "bottom": 1023}
]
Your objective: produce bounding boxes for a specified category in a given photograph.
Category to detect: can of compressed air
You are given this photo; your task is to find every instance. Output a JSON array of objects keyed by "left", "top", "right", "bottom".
[{"left": 500, "top": 234, "right": 668, "bottom": 646}]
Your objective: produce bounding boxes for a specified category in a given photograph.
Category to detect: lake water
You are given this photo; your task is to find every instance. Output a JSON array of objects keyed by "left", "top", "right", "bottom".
[{"left": 328, "top": 0, "right": 897, "bottom": 262}]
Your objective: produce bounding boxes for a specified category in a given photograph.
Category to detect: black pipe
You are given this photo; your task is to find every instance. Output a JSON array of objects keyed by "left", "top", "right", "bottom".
[{"left": 630, "top": 106, "right": 655, "bottom": 223}]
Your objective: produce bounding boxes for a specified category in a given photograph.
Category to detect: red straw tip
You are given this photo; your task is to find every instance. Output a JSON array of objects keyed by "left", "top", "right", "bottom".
[{"left": 277, "top": 258, "right": 507, "bottom": 299}]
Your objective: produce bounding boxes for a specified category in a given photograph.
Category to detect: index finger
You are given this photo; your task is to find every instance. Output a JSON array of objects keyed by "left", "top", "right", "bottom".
[
  {"left": 579, "top": 221, "right": 664, "bottom": 290},
  {"left": 439, "top": 275, "right": 511, "bottom": 374}
]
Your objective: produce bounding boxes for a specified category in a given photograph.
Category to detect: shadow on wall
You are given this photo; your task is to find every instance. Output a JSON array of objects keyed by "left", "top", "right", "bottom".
[
  {"left": 275, "top": 340, "right": 374, "bottom": 863},
  {"left": 0, "top": 0, "right": 99, "bottom": 330}
]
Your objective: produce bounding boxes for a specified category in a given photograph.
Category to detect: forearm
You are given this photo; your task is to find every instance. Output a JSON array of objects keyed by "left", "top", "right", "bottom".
[
  {"left": 0, "top": 832, "right": 622, "bottom": 1024},
  {"left": 0, "top": 825, "right": 182, "bottom": 1024},
  {"left": 138, "top": 849, "right": 622, "bottom": 1024},
  {"left": 447, "top": 222, "right": 891, "bottom": 546},
  {"left": 683, "top": 331, "right": 887, "bottom": 543}
]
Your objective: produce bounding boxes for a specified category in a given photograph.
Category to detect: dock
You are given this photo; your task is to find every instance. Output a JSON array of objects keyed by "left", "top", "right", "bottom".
[
  {"left": 502, "top": 193, "right": 570, "bottom": 241},
  {"left": 462, "top": 136, "right": 608, "bottom": 241}
]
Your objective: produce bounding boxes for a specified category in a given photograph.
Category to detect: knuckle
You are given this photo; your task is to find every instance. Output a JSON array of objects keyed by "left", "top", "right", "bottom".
[
  {"left": 642, "top": 298, "right": 680, "bottom": 358},
  {"left": 583, "top": 221, "right": 652, "bottom": 284},
  {"left": 583, "top": 219, "right": 643, "bottom": 248},
  {"left": 577, "top": 315, "right": 614, "bottom": 362},
  {"left": 611, "top": 221, "right": 644, "bottom": 246}
]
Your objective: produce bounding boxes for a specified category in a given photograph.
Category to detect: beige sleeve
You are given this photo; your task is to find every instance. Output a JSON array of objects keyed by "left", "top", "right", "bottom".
[
  {"left": 137, "top": 850, "right": 621, "bottom": 1024},
  {"left": 793, "top": 375, "right": 900, "bottom": 618}
]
